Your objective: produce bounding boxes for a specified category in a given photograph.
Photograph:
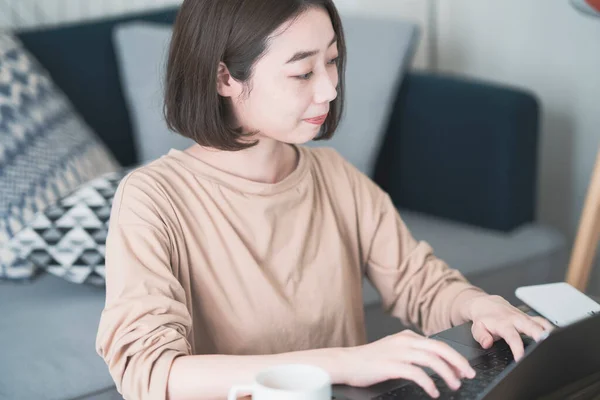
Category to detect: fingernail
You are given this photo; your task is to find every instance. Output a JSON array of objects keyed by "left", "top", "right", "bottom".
[
  {"left": 433, "top": 389, "right": 440, "bottom": 398},
  {"left": 453, "top": 380, "right": 461, "bottom": 390},
  {"left": 467, "top": 369, "right": 476, "bottom": 379}
]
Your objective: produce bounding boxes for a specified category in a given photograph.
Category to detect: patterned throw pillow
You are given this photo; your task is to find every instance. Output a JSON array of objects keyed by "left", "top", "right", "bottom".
[
  {"left": 4, "top": 170, "right": 129, "bottom": 285},
  {"left": 0, "top": 34, "right": 120, "bottom": 280}
]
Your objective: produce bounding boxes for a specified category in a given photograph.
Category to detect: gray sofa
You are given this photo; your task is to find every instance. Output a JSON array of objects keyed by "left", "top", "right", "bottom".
[{"left": 1, "top": 7, "right": 566, "bottom": 400}]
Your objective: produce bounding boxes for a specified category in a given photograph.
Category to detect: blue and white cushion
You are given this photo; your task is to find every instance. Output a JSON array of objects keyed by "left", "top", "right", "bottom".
[
  {"left": 0, "top": 34, "right": 120, "bottom": 280},
  {"left": 4, "top": 170, "right": 129, "bottom": 285}
]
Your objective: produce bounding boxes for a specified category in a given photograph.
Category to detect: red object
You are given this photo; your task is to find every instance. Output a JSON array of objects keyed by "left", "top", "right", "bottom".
[
  {"left": 587, "top": 0, "right": 600, "bottom": 11},
  {"left": 304, "top": 114, "right": 328, "bottom": 125}
]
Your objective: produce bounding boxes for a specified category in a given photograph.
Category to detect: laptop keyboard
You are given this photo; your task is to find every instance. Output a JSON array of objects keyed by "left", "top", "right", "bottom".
[{"left": 373, "top": 346, "right": 520, "bottom": 400}]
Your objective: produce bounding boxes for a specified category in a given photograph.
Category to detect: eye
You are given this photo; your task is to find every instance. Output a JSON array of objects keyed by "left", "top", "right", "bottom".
[
  {"left": 296, "top": 72, "right": 314, "bottom": 80},
  {"left": 294, "top": 57, "right": 339, "bottom": 81}
]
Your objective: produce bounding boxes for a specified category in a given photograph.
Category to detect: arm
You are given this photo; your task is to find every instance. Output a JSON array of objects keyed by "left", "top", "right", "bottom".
[
  {"left": 359, "top": 174, "right": 552, "bottom": 356},
  {"left": 95, "top": 173, "right": 192, "bottom": 400},
  {"left": 338, "top": 152, "right": 487, "bottom": 336},
  {"left": 364, "top": 191, "right": 487, "bottom": 336}
]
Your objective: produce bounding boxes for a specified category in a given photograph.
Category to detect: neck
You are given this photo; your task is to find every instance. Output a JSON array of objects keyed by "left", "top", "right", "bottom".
[{"left": 185, "top": 138, "right": 298, "bottom": 184}]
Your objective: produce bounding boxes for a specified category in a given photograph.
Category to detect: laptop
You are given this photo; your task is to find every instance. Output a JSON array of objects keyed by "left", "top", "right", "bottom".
[{"left": 332, "top": 311, "right": 600, "bottom": 400}]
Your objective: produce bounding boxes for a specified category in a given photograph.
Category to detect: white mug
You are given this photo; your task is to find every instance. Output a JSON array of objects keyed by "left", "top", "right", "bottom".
[{"left": 228, "top": 364, "right": 332, "bottom": 400}]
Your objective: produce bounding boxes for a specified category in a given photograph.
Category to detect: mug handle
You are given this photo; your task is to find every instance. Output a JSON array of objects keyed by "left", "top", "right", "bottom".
[{"left": 228, "top": 385, "right": 254, "bottom": 400}]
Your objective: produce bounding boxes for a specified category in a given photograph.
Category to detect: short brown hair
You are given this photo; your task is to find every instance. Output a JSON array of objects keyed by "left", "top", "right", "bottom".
[{"left": 164, "top": 0, "right": 347, "bottom": 151}]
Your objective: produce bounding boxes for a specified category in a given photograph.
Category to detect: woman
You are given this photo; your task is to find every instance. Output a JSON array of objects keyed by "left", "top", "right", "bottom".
[{"left": 96, "top": 1, "right": 553, "bottom": 399}]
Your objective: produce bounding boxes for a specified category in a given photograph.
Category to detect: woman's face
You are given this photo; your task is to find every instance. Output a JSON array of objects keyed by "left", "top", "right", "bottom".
[{"left": 223, "top": 7, "right": 339, "bottom": 145}]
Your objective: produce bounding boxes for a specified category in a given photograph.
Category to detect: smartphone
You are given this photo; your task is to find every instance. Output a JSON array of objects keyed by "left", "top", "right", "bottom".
[{"left": 515, "top": 282, "right": 600, "bottom": 328}]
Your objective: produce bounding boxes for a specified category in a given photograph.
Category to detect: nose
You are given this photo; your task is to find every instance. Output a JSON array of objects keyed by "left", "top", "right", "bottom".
[{"left": 313, "top": 70, "right": 338, "bottom": 104}]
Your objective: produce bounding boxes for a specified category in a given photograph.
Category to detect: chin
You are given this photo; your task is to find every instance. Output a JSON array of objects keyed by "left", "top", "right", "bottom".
[
  {"left": 288, "top": 135, "right": 319, "bottom": 145},
  {"left": 288, "top": 125, "right": 322, "bottom": 144},
  {"left": 262, "top": 124, "right": 322, "bottom": 145}
]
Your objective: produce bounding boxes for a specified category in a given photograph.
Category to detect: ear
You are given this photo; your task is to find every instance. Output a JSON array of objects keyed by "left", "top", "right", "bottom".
[{"left": 216, "top": 62, "right": 242, "bottom": 98}]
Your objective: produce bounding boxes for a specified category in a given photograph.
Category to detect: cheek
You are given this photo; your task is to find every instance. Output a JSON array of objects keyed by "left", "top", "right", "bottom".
[
  {"left": 246, "top": 91, "right": 294, "bottom": 130},
  {"left": 245, "top": 73, "right": 313, "bottom": 129},
  {"left": 266, "top": 83, "right": 311, "bottom": 120}
]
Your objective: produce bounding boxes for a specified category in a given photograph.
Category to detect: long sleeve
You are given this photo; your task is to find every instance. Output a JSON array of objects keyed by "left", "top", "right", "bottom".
[
  {"left": 96, "top": 172, "right": 192, "bottom": 400},
  {"left": 341, "top": 158, "right": 486, "bottom": 336},
  {"left": 364, "top": 194, "right": 485, "bottom": 336}
]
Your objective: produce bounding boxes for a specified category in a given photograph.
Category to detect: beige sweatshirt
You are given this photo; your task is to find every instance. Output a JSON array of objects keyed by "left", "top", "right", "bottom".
[{"left": 96, "top": 145, "right": 485, "bottom": 400}]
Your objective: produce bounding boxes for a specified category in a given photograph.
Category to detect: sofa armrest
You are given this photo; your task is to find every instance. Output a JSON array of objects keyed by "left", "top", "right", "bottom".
[{"left": 373, "top": 71, "right": 540, "bottom": 232}]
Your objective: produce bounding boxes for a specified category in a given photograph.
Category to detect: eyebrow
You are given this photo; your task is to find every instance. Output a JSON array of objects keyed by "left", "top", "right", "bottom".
[{"left": 285, "top": 35, "right": 338, "bottom": 64}]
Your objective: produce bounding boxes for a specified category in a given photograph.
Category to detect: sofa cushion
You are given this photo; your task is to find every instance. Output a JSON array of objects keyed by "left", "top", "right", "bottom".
[
  {"left": 112, "top": 15, "right": 419, "bottom": 174},
  {"left": 375, "top": 72, "right": 541, "bottom": 232},
  {"left": 400, "top": 209, "right": 566, "bottom": 276},
  {"left": 5, "top": 170, "right": 129, "bottom": 285},
  {"left": 0, "top": 273, "right": 113, "bottom": 399},
  {"left": 362, "top": 210, "right": 566, "bottom": 305},
  {"left": 0, "top": 34, "right": 119, "bottom": 281},
  {"left": 113, "top": 23, "right": 195, "bottom": 163}
]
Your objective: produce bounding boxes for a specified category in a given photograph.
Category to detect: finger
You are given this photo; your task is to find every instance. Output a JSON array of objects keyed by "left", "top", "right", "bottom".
[
  {"left": 514, "top": 317, "right": 546, "bottom": 342},
  {"left": 495, "top": 325, "right": 525, "bottom": 361},
  {"left": 394, "top": 364, "right": 440, "bottom": 398},
  {"left": 407, "top": 350, "right": 462, "bottom": 391},
  {"left": 527, "top": 315, "right": 549, "bottom": 331},
  {"left": 412, "top": 338, "right": 476, "bottom": 379},
  {"left": 471, "top": 320, "right": 494, "bottom": 349},
  {"left": 531, "top": 316, "right": 555, "bottom": 332}
]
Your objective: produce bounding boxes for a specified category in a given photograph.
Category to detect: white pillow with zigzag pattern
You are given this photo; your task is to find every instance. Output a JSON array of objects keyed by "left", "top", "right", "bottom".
[{"left": 4, "top": 169, "right": 130, "bottom": 285}]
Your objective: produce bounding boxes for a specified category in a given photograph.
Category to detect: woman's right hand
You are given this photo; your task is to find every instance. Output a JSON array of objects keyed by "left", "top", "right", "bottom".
[{"left": 341, "top": 330, "right": 477, "bottom": 398}]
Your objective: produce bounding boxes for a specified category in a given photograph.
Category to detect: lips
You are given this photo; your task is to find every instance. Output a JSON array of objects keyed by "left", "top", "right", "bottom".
[{"left": 304, "top": 113, "right": 328, "bottom": 125}]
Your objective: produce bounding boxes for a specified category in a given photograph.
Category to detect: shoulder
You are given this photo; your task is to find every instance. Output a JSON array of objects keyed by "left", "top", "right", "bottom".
[
  {"left": 111, "top": 157, "right": 185, "bottom": 226},
  {"left": 302, "top": 146, "right": 380, "bottom": 190},
  {"left": 302, "top": 145, "right": 345, "bottom": 165},
  {"left": 301, "top": 145, "right": 388, "bottom": 208},
  {"left": 301, "top": 146, "right": 355, "bottom": 181}
]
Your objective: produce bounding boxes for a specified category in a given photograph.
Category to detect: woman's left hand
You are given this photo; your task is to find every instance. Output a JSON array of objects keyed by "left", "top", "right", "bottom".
[{"left": 463, "top": 295, "right": 555, "bottom": 362}]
